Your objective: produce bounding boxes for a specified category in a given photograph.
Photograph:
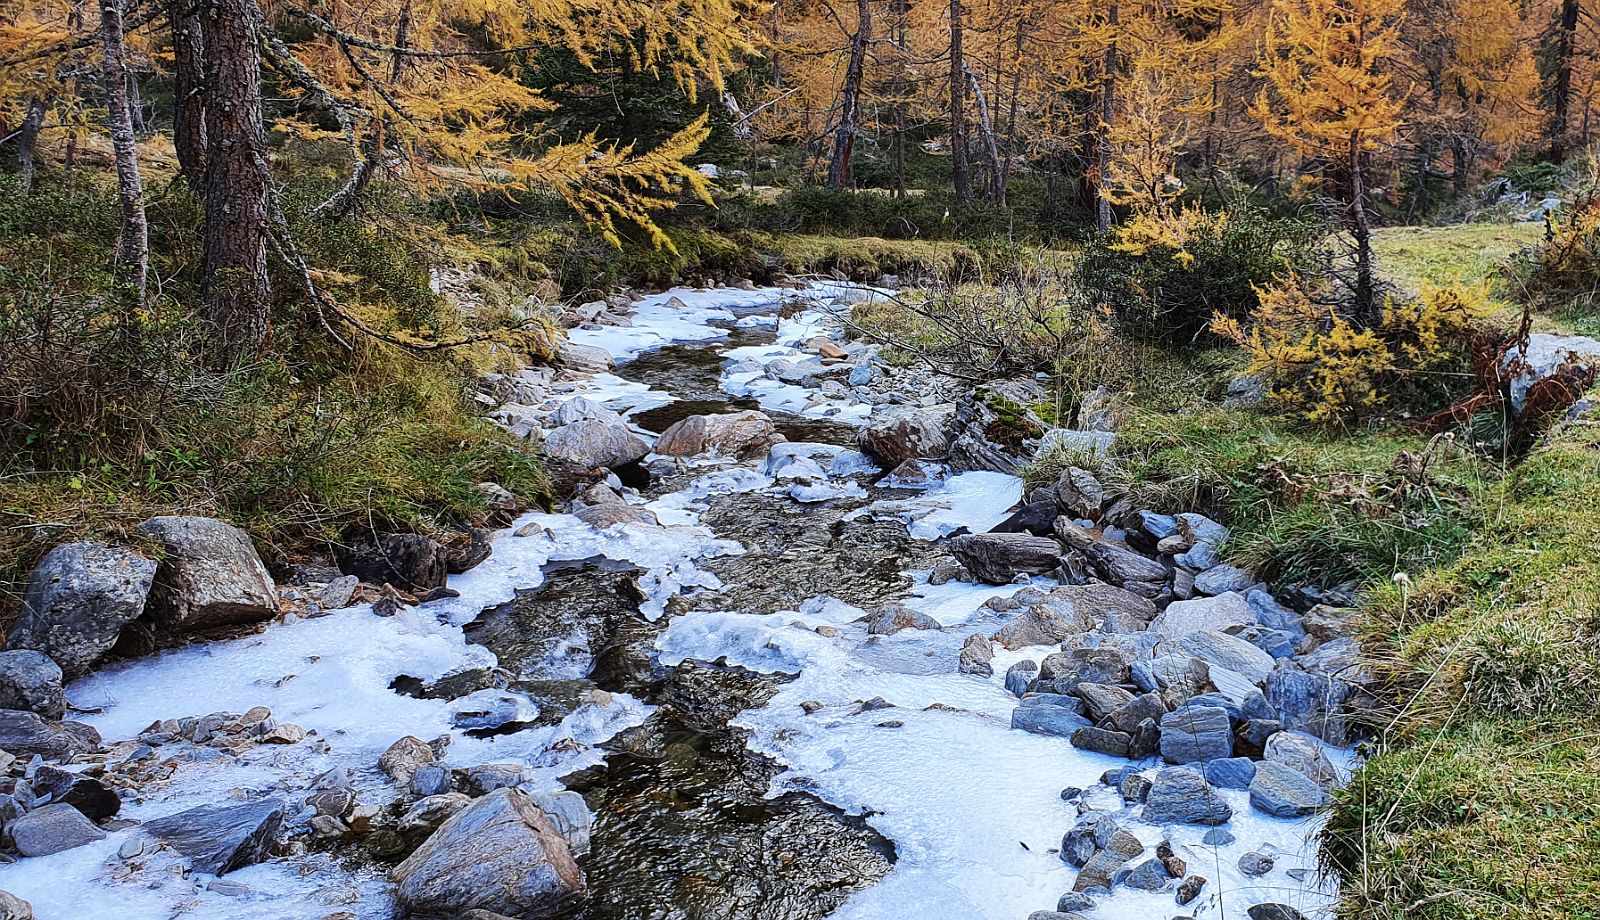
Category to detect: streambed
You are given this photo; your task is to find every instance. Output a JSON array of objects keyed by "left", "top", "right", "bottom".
[{"left": 3, "top": 282, "right": 1347, "bottom": 920}]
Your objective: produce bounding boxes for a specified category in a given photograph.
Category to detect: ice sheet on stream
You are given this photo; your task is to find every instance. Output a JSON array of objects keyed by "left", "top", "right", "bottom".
[
  {"left": 721, "top": 308, "right": 876, "bottom": 424},
  {"left": 568, "top": 282, "right": 876, "bottom": 365},
  {"left": 658, "top": 587, "right": 1342, "bottom": 920},
  {"left": 15, "top": 496, "right": 752, "bottom": 919}
]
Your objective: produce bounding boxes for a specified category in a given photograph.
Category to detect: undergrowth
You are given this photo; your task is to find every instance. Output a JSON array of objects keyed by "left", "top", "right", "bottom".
[{"left": 0, "top": 175, "right": 551, "bottom": 622}]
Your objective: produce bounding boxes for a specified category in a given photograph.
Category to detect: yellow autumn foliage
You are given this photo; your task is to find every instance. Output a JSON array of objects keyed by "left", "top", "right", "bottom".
[{"left": 1213, "top": 276, "right": 1487, "bottom": 423}]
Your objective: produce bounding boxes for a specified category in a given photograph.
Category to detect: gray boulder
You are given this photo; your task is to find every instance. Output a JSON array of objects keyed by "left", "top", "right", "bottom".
[
  {"left": 1082, "top": 543, "right": 1167, "bottom": 589},
  {"left": 653, "top": 411, "right": 783, "bottom": 459},
  {"left": 1248, "top": 904, "right": 1309, "bottom": 920},
  {"left": 547, "top": 396, "right": 620, "bottom": 428},
  {"left": 0, "top": 892, "right": 29, "bottom": 920},
  {"left": 1159, "top": 705, "right": 1233, "bottom": 764},
  {"left": 143, "top": 799, "right": 286, "bottom": 875},
  {"left": 1179, "top": 629, "right": 1277, "bottom": 684},
  {"left": 1502, "top": 333, "right": 1600, "bottom": 412},
  {"left": 949, "top": 533, "right": 1062, "bottom": 585},
  {"left": 1202, "top": 757, "right": 1257, "bottom": 790},
  {"left": 1054, "top": 468, "right": 1105, "bottom": 519},
  {"left": 1012, "top": 701, "right": 1091, "bottom": 738},
  {"left": 1070, "top": 726, "right": 1132, "bottom": 757},
  {"left": 1040, "top": 648, "right": 1131, "bottom": 688},
  {"left": 0, "top": 651, "right": 64, "bottom": 720},
  {"left": 543, "top": 419, "right": 649, "bottom": 470},
  {"left": 1124, "top": 857, "right": 1171, "bottom": 890},
  {"left": 1249, "top": 761, "right": 1330, "bottom": 817},
  {"left": 0, "top": 710, "right": 99, "bottom": 760},
  {"left": 1265, "top": 661, "right": 1355, "bottom": 745},
  {"left": 342, "top": 533, "right": 449, "bottom": 592},
  {"left": 8, "top": 803, "right": 105, "bottom": 857},
  {"left": 134, "top": 516, "right": 277, "bottom": 633},
  {"left": 992, "top": 604, "right": 1090, "bottom": 650},
  {"left": 1148, "top": 591, "right": 1256, "bottom": 640},
  {"left": 392, "top": 788, "right": 585, "bottom": 919},
  {"left": 1142, "top": 768, "right": 1232, "bottom": 826},
  {"left": 957, "top": 634, "right": 995, "bottom": 675},
  {"left": 7, "top": 541, "right": 155, "bottom": 678},
  {"left": 1004, "top": 661, "right": 1037, "bottom": 697},
  {"left": 1193, "top": 564, "right": 1257, "bottom": 596},
  {"left": 1175, "top": 513, "right": 1230, "bottom": 547},
  {"left": 857, "top": 410, "right": 948, "bottom": 466},
  {"left": 862, "top": 605, "right": 941, "bottom": 635},
  {"left": 1263, "top": 730, "right": 1340, "bottom": 790}
]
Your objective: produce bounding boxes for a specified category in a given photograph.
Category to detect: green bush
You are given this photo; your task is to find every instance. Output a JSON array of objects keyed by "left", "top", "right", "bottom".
[{"left": 1073, "top": 204, "right": 1323, "bottom": 344}]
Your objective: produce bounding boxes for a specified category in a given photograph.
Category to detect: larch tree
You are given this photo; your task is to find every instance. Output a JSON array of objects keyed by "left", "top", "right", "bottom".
[
  {"left": 828, "top": 0, "right": 874, "bottom": 189},
  {"left": 1254, "top": 0, "right": 1406, "bottom": 320}
]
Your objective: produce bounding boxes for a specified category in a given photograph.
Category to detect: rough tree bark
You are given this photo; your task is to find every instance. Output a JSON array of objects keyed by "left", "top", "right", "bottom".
[
  {"left": 1349, "top": 131, "right": 1376, "bottom": 323},
  {"left": 169, "top": 0, "right": 207, "bottom": 186},
  {"left": 890, "top": 0, "right": 908, "bottom": 197},
  {"left": 101, "top": 0, "right": 149, "bottom": 309},
  {"left": 1547, "top": 0, "right": 1580, "bottom": 159},
  {"left": 1094, "top": 3, "right": 1119, "bottom": 232},
  {"left": 201, "top": 0, "right": 272, "bottom": 364},
  {"left": 949, "top": 0, "right": 972, "bottom": 205},
  {"left": 828, "top": 0, "right": 872, "bottom": 190},
  {"left": 16, "top": 97, "right": 44, "bottom": 194}
]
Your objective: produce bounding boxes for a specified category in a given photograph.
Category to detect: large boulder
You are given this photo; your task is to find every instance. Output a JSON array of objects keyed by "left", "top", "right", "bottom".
[
  {"left": 1249, "top": 761, "right": 1330, "bottom": 818},
  {"left": 857, "top": 410, "right": 948, "bottom": 466},
  {"left": 1142, "top": 768, "right": 1232, "bottom": 826},
  {"left": 143, "top": 799, "right": 285, "bottom": 875},
  {"left": 992, "top": 604, "right": 1091, "bottom": 650},
  {"left": 134, "top": 517, "right": 277, "bottom": 633},
  {"left": 0, "top": 710, "right": 99, "bottom": 760},
  {"left": 6, "top": 541, "right": 155, "bottom": 678},
  {"left": 0, "top": 651, "right": 65, "bottom": 720},
  {"left": 0, "top": 892, "right": 29, "bottom": 920},
  {"left": 1502, "top": 332, "right": 1600, "bottom": 412},
  {"left": 392, "top": 788, "right": 585, "bottom": 919},
  {"left": 1148, "top": 591, "right": 1256, "bottom": 640},
  {"left": 1265, "top": 661, "right": 1356, "bottom": 745},
  {"left": 342, "top": 533, "right": 449, "bottom": 592},
  {"left": 8, "top": 803, "right": 105, "bottom": 857},
  {"left": 1263, "top": 730, "right": 1340, "bottom": 790},
  {"left": 556, "top": 341, "right": 615, "bottom": 376},
  {"left": 1082, "top": 543, "right": 1167, "bottom": 590},
  {"left": 949, "top": 533, "right": 1062, "bottom": 585},
  {"left": 1179, "top": 629, "right": 1277, "bottom": 684},
  {"left": 653, "top": 411, "right": 784, "bottom": 459},
  {"left": 543, "top": 419, "right": 649, "bottom": 470},
  {"left": 1159, "top": 705, "right": 1233, "bottom": 764},
  {"left": 547, "top": 396, "right": 621, "bottom": 428}
]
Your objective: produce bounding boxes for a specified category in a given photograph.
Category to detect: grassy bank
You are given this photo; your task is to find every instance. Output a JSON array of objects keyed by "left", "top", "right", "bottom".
[{"left": 1318, "top": 417, "right": 1600, "bottom": 920}]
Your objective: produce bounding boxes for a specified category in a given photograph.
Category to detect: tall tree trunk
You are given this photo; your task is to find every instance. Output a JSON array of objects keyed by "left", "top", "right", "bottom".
[
  {"left": 1094, "top": 4, "right": 1119, "bottom": 232},
  {"left": 169, "top": 0, "right": 207, "bottom": 186},
  {"left": 998, "top": 19, "right": 1024, "bottom": 208},
  {"left": 1349, "top": 131, "right": 1375, "bottom": 324},
  {"left": 829, "top": 0, "right": 872, "bottom": 190},
  {"left": 101, "top": 0, "right": 149, "bottom": 310},
  {"left": 1548, "top": 0, "right": 1580, "bottom": 159},
  {"left": 966, "top": 66, "right": 1003, "bottom": 203},
  {"left": 949, "top": 0, "right": 972, "bottom": 205},
  {"left": 16, "top": 96, "right": 44, "bottom": 194},
  {"left": 891, "top": 0, "right": 908, "bottom": 198},
  {"left": 201, "top": 0, "right": 271, "bottom": 364}
]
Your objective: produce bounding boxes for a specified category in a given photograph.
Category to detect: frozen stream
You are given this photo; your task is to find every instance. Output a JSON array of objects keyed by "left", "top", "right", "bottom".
[{"left": 2, "top": 283, "right": 1344, "bottom": 919}]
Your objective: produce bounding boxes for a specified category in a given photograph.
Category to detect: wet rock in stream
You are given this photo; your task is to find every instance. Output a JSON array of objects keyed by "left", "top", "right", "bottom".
[
  {"left": 565, "top": 662, "right": 895, "bottom": 920},
  {"left": 693, "top": 490, "right": 940, "bottom": 614}
]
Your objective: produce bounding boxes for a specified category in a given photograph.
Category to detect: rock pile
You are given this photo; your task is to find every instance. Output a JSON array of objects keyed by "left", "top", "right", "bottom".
[{"left": 939, "top": 465, "right": 1363, "bottom": 916}]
